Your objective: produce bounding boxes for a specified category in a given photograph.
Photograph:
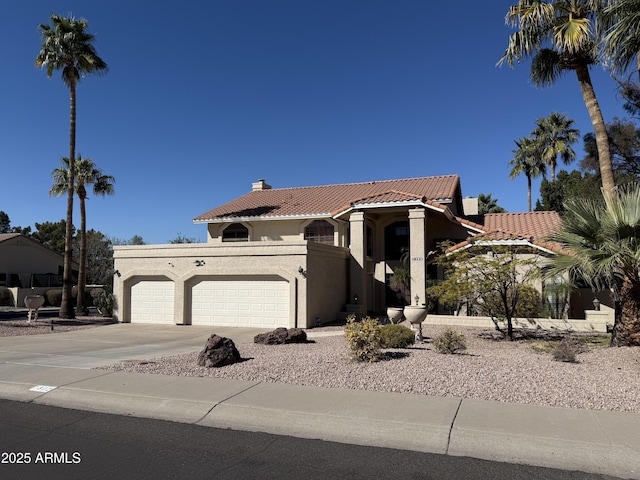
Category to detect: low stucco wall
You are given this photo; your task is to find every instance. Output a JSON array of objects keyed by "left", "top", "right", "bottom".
[
  {"left": 423, "top": 313, "right": 610, "bottom": 333},
  {"left": 113, "top": 241, "right": 349, "bottom": 328},
  {"left": 6, "top": 287, "right": 50, "bottom": 308}
]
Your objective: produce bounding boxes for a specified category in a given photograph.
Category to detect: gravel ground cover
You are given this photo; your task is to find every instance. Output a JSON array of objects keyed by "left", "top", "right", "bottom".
[
  {"left": 97, "top": 324, "right": 640, "bottom": 414},
  {"left": 2, "top": 315, "right": 638, "bottom": 413},
  {"left": 0, "top": 312, "right": 116, "bottom": 336}
]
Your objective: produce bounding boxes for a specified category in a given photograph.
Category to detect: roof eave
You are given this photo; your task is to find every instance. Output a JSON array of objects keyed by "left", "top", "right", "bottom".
[
  {"left": 333, "top": 199, "right": 452, "bottom": 219},
  {"left": 467, "top": 238, "right": 558, "bottom": 255},
  {"left": 193, "top": 213, "right": 333, "bottom": 224}
]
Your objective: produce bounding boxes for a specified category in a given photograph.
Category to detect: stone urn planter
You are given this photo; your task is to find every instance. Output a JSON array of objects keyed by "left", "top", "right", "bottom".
[
  {"left": 24, "top": 295, "right": 45, "bottom": 322},
  {"left": 386, "top": 307, "right": 404, "bottom": 324},
  {"left": 403, "top": 305, "right": 427, "bottom": 341}
]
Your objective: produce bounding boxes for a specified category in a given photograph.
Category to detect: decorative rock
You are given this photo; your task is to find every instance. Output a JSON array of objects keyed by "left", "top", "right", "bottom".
[
  {"left": 197, "top": 334, "right": 241, "bottom": 368},
  {"left": 254, "top": 327, "right": 307, "bottom": 345}
]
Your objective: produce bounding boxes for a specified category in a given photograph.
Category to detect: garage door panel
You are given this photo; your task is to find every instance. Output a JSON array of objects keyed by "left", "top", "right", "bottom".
[
  {"left": 131, "top": 280, "right": 175, "bottom": 324},
  {"left": 192, "top": 278, "right": 289, "bottom": 327}
]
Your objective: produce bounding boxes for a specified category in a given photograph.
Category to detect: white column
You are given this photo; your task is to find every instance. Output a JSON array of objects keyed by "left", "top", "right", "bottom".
[{"left": 409, "top": 208, "right": 426, "bottom": 306}]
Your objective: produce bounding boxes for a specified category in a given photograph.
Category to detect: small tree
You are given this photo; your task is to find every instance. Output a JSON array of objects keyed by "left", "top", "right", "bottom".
[
  {"left": 389, "top": 248, "right": 410, "bottom": 305},
  {"left": 428, "top": 242, "right": 542, "bottom": 340},
  {"left": 169, "top": 233, "right": 198, "bottom": 244}
]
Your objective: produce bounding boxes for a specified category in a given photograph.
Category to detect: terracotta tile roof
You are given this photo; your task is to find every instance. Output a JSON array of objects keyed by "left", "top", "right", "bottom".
[
  {"left": 351, "top": 190, "right": 425, "bottom": 204},
  {"left": 484, "top": 211, "right": 562, "bottom": 240},
  {"left": 194, "top": 175, "right": 461, "bottom": 222},
  {"left": 447, "top": 211, "right": 564, "bottom": 254}
]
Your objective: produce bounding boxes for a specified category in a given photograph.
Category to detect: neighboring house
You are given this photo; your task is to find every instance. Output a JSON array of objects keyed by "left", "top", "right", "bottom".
[
  {"left": 112, "top": 175, "right": 592, "bottom": 327},
  {"left": 0, "top": 233, "right": 77, "bottom": 306},
  {"left": 434, "top": 212, "right": 612, "bottom": 322}
]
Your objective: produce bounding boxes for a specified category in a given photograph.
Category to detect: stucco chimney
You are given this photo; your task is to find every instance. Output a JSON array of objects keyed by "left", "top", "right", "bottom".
[
  {"left": 463, "top": 196, "right": 478, "bottom": 216},
  {"left": 252, "top": 179, "right": 272, "bottom": 191}
]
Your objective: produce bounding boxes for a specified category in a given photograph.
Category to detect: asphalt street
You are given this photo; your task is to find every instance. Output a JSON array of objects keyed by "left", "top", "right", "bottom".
[{"left": 0, "top": 400, "right": 625, "bottom": 480}]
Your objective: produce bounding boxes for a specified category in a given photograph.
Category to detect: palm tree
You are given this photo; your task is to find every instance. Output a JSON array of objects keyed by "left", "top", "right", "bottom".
[
  {"left": 544, "top": 183, "right": 640, "bottom": 346},
  {"left": 50, "top": 156, "right": 115, "bottom": 315},
  {"left": 36, "top": 14, "right": 107, "bottom": 319},
  {"left": 533, "top": 112, "right": 580, "bottom": 182},
  {"left": 509, "top": 136, "right": 546, "bottom": 211},
  {"left": 477, "top": 193, "right": 506, "bottom": 214},
  {"left": 498, "top": 0, "right": 616, "bottom": 199},
  {"left": 599, "top": 0, "right": 640, "bottom": 78}
]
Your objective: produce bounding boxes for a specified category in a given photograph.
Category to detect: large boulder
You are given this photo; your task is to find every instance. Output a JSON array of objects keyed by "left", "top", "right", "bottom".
[
  {"left": 197, "top": 334, "right": 241, "bottom": 368},
  {"left": 254, "top": 327, "right": 307, "bottom": 345}
]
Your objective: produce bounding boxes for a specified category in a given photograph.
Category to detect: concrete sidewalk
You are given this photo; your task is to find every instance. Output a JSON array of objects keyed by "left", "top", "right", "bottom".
[{"left": 0, "top": 323, "right": 637, "bottom": 479}]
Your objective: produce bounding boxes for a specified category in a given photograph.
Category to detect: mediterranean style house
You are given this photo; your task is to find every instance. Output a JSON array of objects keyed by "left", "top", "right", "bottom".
[{"left": 113, "top": 174, "right": 593, "bottom": 328}]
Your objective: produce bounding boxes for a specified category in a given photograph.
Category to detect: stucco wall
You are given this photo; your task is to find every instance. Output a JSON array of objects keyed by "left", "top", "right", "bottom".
[
  {"left": 425, "top": 214, "right": 474, "bottom": 248},
  {"left": 207, "top": 218, "right": 349, "bottom": 247},
  {"left": 113, "top": 241, "right": 349, "bottom": 328},
  {"left": 305, "top": 242, "right": 349, "bottom": 326}
]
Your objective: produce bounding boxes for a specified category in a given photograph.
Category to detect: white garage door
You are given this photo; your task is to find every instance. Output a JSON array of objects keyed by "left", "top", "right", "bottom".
[
  {"left": 191, "top": 278, "right": 289, "bottom": 327},
  {"left": 130, "top": 280, "right": 175, "bottom": 324}
]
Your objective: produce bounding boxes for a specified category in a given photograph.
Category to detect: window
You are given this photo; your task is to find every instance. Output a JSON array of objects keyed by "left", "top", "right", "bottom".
[
  {"left": 304, "top": 220, "right": 334, "bottom": 245},
  {"left": 384, "top": 221, "right": 409, "bottom": 260},
  {"left": 222, "top": 223, "right": 249, "bottom": 242}
]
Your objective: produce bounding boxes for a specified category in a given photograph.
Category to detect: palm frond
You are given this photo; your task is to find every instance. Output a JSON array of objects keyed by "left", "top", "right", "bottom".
[{"left": 531, "top": 48, "right": 564, "bottom": 85}]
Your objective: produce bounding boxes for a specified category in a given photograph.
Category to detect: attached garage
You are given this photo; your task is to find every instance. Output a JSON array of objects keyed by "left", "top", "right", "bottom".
[
  {"left": 191, "top": 277, "right": 289, "bottom": 327},
  {"left": 130, "top": 280, "right": 175, "bottom": 324}
]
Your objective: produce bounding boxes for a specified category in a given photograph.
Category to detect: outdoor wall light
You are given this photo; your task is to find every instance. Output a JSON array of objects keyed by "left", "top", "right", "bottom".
[
  {"left": 353, "top": 294, "right": 358, "bottom": 304},
  {"left": 194, "top": 260, "right": 206, "bottom": 267},
  {"left": 415, "top": 294, "right": 420, "bottom": 305},
  {"left": 298, "top": 266, "right": 307, "bottom": 277},
  {"left": 114, "top": 270, "right": 121, "bottom": 277}
]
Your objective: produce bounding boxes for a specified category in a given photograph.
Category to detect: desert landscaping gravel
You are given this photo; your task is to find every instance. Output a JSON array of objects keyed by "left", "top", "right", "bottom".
[
  {"left": 2, "top": 316, "right": 638, "bottom": 413},
  {"left": 0, "top": 317, "right": 113, "bottom": 336},
  {"left": 99, "top": 325, "right": 640, "bottom": 414}
]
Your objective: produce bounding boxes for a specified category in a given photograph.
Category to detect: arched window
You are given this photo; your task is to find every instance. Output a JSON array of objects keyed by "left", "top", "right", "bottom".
[
  {"left": 222, "top": 223, "right": 249, "bottom": 242},
  {"left": 304, "top": 220, "right": 334, "bottom": 245}
]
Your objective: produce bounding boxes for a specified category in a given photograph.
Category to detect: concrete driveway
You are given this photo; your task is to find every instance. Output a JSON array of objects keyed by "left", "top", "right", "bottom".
[{"left": 0, "top": 323, "right": 269, "bottom": 369}]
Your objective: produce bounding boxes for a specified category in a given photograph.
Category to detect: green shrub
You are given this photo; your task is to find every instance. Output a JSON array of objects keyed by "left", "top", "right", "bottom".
[
  {"left": 433, "top": 328, "right": 467, "bottom": 354},
  {"left": 552, "top": 336, "right": 581, "bottom": 363},
  {"left": 0, "top": 287, "right": 14, "bottom": 306},
  {"left": 44, "top": 287, "right": 93, "bottom": 307},
  {"left": 344, "top": 314, "right": 383, "bottom": 362},
  {"left": 379, "top": 324, "right": 415, "bottom": 348},
  {"left": 45, "top": 289, "right": 63, "bottom": 307}
]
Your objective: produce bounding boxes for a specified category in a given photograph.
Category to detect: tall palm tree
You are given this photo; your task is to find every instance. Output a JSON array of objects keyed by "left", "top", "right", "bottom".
[
  {"left": 544, "top": 184, "right": 640, "bottom": 346},
  {"left": 509, "top": 136, "right": 547, "bottom": 211},
  {"left": 533, "top": 112, "right": 580, "bottom": 181},
  {"left": 36, "top": 14, "right": 107, "bottom": 319},
  {"left": 599, "top": 0, "right": 640, "bottom": 78},
  {"left": 498, "top": 0, "right": 616, "bottom": 199},
  {"left": 50, "top": 156, "right": 115, "bottom": 315}
]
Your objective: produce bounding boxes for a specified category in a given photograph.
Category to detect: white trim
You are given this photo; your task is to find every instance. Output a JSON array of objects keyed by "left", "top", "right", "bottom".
[
  {"left": 194, "top": 213, "right": 329, "bottom": 224},
  {"left": 334, "top": 200, "right": 445, "bottom": 219},
  {"left": 456, "top": 239, "right": 557, "bottom": 256}
]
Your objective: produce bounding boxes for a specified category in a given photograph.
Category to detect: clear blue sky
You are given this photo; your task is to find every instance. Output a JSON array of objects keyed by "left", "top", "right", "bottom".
[{"left": 1, "top": 1, "right": 630, "bottom": 244}]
